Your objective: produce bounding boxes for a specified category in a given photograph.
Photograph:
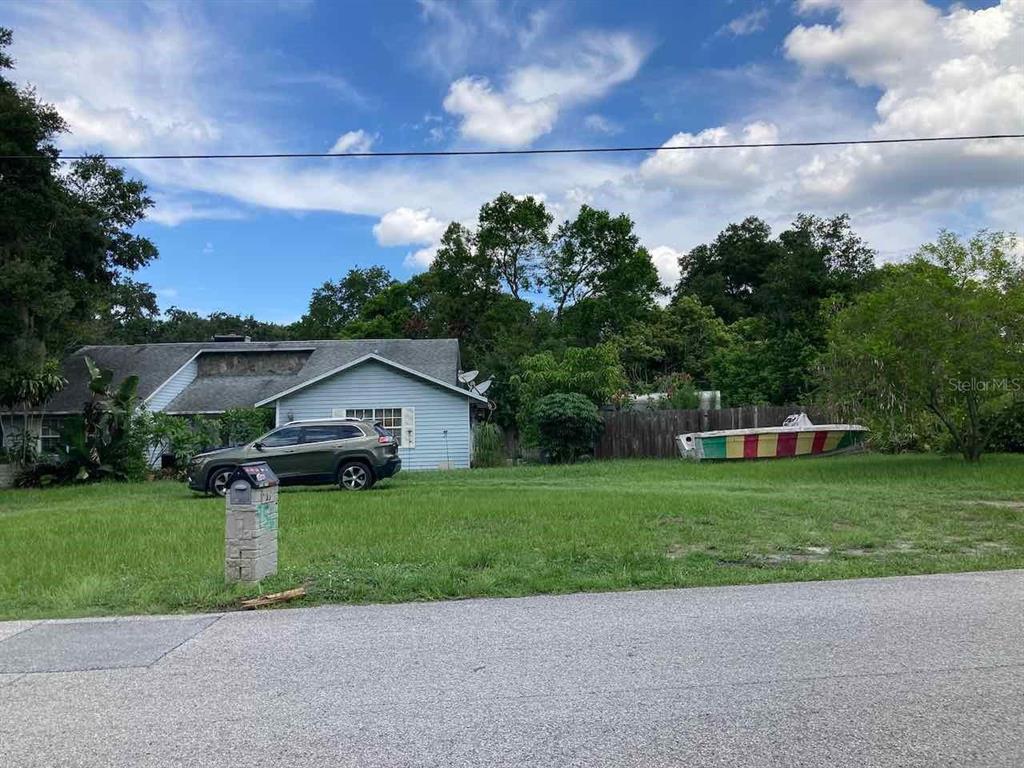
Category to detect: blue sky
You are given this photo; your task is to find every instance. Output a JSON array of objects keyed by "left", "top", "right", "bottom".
[{"left": 6, "top": 0, "right": 1022, "bottom": 323}]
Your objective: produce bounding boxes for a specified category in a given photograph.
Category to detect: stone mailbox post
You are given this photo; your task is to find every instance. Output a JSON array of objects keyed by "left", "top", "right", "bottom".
[{"left": 225, "top": 461, "right": 279, "bottom": 583}]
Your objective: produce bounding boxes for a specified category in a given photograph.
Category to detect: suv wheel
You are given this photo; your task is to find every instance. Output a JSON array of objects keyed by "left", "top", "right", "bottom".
[
  {"left": 208, "top": 467, "right": 235, "bottom": 497},
  {"left": 338, "top": 461, "right": 374, "bottom": 491}
]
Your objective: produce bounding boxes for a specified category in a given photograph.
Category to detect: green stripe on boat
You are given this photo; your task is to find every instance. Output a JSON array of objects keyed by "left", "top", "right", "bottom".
[
  {"left": 702, "top": 436, "right": 727, "bottom": 459},
  {"left": 836, "top": 431, "right": 857, "bottom": 450}
]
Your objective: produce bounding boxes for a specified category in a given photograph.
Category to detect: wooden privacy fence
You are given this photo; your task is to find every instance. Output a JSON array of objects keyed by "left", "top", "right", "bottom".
[{"left": 595, "top": 405, "right": 832, "bottom": 459}]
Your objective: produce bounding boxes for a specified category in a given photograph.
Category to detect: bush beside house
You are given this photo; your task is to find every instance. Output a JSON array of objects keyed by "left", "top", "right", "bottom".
[{"left": 531, "top": 393, "right": 604, "bottom": 464}]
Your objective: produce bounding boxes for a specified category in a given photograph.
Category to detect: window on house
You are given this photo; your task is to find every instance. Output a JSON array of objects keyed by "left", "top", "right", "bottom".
[
  {"left": 334, "top": 407, "right": 412, "bottom": 447},
  {"left": 40, "top": 420, "right": 62, "bottom": 454}
]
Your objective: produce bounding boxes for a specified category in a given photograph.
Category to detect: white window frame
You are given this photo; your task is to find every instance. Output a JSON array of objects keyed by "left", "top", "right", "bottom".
[
  {"left": 332, "top": 407, "right": 415, "bottom": 448},
  {"left": 39, "top": 420, "right": 62, "bottom": 454}
]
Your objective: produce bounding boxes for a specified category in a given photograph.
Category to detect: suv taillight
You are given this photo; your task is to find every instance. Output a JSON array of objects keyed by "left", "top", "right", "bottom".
[{"left": 378, "top": 436, "right": 391, "bottom": 444}]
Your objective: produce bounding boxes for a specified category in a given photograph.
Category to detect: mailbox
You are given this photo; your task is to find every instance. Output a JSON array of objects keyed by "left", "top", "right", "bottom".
[
  {"left": 227, "top": 462, "right": 279, "bottom": 506},
  {"left": 224, "top": 461, "right": 279, "bottom": 583}
]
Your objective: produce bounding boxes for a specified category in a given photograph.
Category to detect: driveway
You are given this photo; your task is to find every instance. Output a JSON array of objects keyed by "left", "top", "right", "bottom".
[{"left": 1, "top": 570, "right": 1022, "bottom": 767}]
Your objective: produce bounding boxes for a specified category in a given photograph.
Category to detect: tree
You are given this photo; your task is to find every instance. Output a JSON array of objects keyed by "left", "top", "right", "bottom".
[
  {"left": 678, "top": 216, "right": 779, "bottom": 324},
  {"left": 819, "top": 231, "right": 1023, "bottom": 462},
  {"left": 141, "top": 308, "right": 293, "bottom": 343},
  {"left": 678, "top": 214, "right": 875, "bottom": 330},
  {"left": 0, "top": 28, "right": 158, "bottom": 374},
  {"left": 764, "top": 214, "right": 876, "bottom": 339},
  {"left": 84, "top": 278, "right": 160, "bottom": 344},
  {"left": 339, "top": 276, "right": 430, "bottom": 339},
  {"left": 709, "top": 319, "right": 817, "bottom": 405},
  {"left": 612, "top": 295, "right": 731, "bottom": 388},
  {"left": 299, "top": 266, "right": 395, "bottom": 338},
  {"left": 530, "top": 393, "right": 603, "bottom": 463},
  {"left": 477, "top": 192, "right": 551, "bottom": 299},
  {"left": 422, "top": 222, "right": 501, "bottom": 341},
  {"left": 545, "top": 206, "right": 662, "bottom": 342},
  {"left": 676, "top": 214, "right": 877, "bottom": 403},
  {"left": 511, "top": 343, "right": 627, "bottom": 434}
]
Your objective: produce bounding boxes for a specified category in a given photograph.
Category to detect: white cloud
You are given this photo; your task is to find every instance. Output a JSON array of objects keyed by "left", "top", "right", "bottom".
[
  {"left": 417, "top": 0, "right": 514, "bottom": 77},
  {"left": 782, "top": 0, "right": 1024, "bottom": 204},
  {"left": 641, "top": 122, "right": 781, "bottom": 191},
  {"left": 404, "top": 244, "right": 440, "bottom": 269},
  {"left": 443, "top": 32, "right": 649, "bottom": 147},
  {"left": 329, "top": 130, "right": 376, "bottom": 154},
  {"left": 721, "top": 8, "right": 770, "bottom": 37},
  {"left": 648, "top": 246, "right": 683, "bottom": 292},
  {"left": 443, "top": 77, "right": 559, "bottom": 147},
  {"left": 146, "top": 196, "right": 247, "bottom": 226},
  {"left": 785, "top": 1, "right": 942, "bottom": 85},
  {"left": 202, "top": 241, "right": 214, "bottom": 255},
  {"left": 275, "top": 72, "right": 369, "bottom": 109},
  {"left": 583, "top": 114, "right": 621, "bottom": 134},
  {"left": 373, "top": 207, "right": 447, "bottom": 246},
  {"left": 8, "top": 3, "right": 223, "bottom": 153}
]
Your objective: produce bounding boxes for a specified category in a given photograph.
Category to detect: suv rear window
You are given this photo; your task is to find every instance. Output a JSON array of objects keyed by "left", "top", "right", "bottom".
[{"left": 302, "top": 424, "right": 364, "bottom": 443}]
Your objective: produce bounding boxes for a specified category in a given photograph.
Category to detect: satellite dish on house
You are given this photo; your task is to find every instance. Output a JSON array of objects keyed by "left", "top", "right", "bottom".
[
  {"left": 473, "top": 379, "right": 493, "bottom": 395},
  {"left": 458, "top": 370, "right": 479, "bottom": 385}
]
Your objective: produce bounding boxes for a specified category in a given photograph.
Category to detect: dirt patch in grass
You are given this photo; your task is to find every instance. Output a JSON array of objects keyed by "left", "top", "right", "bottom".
[
  {"left": 726, "top": 541, "right": 925, "bottom": 566},
  {"left": 967, "top": 500, "right": 1024, "bottom": 510},
  {"left": 666, "top": 543, "right": 709, "bottom": 559}
]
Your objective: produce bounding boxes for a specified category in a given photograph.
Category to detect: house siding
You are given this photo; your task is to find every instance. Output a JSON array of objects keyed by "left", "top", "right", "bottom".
[
  {"left": 145, "top": 355, "right": 199, "bottom": 413},
  {"left": 142, "top": 355, "right": 200, "bottom": 468},
  {"left": 276, "top": 360, "right": 471, "bottom": 470}
]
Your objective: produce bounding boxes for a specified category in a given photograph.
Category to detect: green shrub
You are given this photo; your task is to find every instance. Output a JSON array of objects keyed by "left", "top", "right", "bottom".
[
  {"left": 984, "top": 397, "right": 1024, "bottom": 453},
  {"left": 651, "top": 372, "right": 700, "bottom": 410},
  {"left": 220, "top": 407, "right": 274, "bottom": 446},
  {"left": 531, "top": 392, "right": 604, "bottom": 463},
  {"left": 150, "top": 413, "right": 222, "bottom": 471},
  {"left": 472, "top": 422, "right": 505, "bottom": 467},
  {"left": 511, "top": 343, "right": 627, "bottom": 440}
]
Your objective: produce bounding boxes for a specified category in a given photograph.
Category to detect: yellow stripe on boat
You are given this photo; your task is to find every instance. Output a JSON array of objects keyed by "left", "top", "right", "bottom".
[
  {"left": 795, "top": 431, "right": 815, "bottom": 455},
  {"left": 726, "top": 435, "right": 746, "bottom": 459},
  {"left": 823, "top": 431, "right": 843, "bottom": 452},
  {"left": 757, "top": 432, "right": 779, "bottom": 458}
]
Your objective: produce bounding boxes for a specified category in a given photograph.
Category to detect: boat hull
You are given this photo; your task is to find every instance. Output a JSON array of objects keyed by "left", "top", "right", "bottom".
[{"left": 677, "top": 426, "right": 866, "bottom": 461}]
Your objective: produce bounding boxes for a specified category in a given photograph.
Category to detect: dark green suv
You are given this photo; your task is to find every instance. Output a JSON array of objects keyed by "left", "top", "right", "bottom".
[{"left": 187, "top": 418, "right": 401, "bottom": 495}]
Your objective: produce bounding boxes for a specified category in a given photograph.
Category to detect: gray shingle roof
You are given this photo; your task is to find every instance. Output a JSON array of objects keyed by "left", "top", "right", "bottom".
[{"left": 28, "top": 339, "right": 462, "bottom": 415}]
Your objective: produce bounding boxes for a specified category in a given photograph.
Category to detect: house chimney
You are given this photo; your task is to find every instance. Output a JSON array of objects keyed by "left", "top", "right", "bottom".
[{"left": 212, "top": 334, "right": 251, "bottom": 343}]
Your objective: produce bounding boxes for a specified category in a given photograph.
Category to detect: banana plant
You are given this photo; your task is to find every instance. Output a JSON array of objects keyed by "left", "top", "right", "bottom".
[{"left": 71, "top": 357, "right": 141, "bottom": 479}]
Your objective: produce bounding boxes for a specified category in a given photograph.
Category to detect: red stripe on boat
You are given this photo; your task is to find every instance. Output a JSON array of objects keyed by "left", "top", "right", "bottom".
[
  {"left": 811, "top": 431, "right": 829, "bottom": 454},
  {"left": 743, "top": 433, "right": 759, "bottom": 458},
  {"left": 777, "top": 432, "right": 797, "bottom": 456}
]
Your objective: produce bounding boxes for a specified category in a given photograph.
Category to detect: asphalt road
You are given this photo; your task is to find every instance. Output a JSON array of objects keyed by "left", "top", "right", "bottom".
[{"left": 1, "top": 571, "right": 1022, "bottom": 767}]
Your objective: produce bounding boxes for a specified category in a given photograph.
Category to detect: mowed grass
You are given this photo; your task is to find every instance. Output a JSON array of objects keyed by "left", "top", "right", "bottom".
[{"left": 1, "top": 454, "right": 1022, "bottom": 619}]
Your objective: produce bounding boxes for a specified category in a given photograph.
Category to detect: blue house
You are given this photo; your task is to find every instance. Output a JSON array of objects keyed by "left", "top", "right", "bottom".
[{"left": 5, "top": 338, "right": 489, "bottom": 470}]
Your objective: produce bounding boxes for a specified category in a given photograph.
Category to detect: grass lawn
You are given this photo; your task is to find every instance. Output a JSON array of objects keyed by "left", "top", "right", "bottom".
[{"left": 1, "top": 454, "right": 1022, "bottom": 619}]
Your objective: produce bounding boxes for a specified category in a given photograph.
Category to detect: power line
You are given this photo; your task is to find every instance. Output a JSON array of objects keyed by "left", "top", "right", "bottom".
[{"left": 1, "top": 133, "right": 1021, "bottom": 161}]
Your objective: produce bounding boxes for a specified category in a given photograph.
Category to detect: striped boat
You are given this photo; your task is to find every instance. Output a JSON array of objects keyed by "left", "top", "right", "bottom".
[{"left": 676, "top": 413, "right": 867, "bottom": 461}]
